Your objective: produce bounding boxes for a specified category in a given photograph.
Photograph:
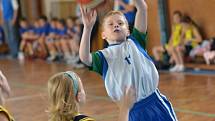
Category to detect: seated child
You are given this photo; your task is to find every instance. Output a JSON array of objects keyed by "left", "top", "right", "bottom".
[
  {"left": 56, "top": 19, "right": 73, "bottom": 63},
  {"left": 66, "top": 17, "right": 84, "bottom": 67},
  {"left": 180, "top": 15, "right": 202, "bottom": 58},
  {"left": 36, "top": 16, "right": 50, "bottom": 58},
  {"left": 45, "top": 17, "right": 59, "bottom": 61},
  {"left": 189, "top": 40, "right": 211, "bottom": 58},
  {"left": 152, "top": 11, "right": 183, "bottom": 70},
  {"left": 18, "top": 18, "right": 36, "bottom": 60},
  {"left": 203, "top": 38, "right": 215, "bottom": 65}
]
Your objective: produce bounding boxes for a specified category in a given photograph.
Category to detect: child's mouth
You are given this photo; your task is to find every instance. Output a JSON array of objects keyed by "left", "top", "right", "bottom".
[{"left": 114, "top": 29, "right": 120, "bottom": 33}]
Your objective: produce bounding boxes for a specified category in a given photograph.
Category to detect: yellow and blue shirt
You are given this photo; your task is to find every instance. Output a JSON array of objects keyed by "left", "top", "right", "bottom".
[
  {"left": 184, "top": 25, "right": 198, "bottom": 47},
  {"left": 165, "top": 24, "right": 182, "bottom": 49}
]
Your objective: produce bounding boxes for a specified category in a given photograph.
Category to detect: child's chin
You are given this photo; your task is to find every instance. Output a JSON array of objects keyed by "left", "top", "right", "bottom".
[
  {"left": 115, "top": 37, "right": 125, "bottom": 42},
  {"left": 116, "top": 39, "right": 124, "bottom": 42}
]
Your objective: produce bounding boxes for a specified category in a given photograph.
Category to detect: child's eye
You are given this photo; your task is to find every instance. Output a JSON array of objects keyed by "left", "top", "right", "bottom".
[
  {"left": 118, "top": 22, "right": 123, "bottom": 25},
  {"left": 108, "top": 23, "right": 113, "bottom": 26}
]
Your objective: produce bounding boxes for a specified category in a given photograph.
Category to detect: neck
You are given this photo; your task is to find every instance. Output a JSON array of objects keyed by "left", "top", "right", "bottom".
[{"left": 107, "top": 39, "right": 126, "bottom": 45}]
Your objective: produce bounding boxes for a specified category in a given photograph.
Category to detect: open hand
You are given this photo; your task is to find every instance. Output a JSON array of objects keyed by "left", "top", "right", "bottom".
[
  {"left": 0, "top": 71, "right": 11, "bottom": 97},
  {"left": 80, "top": 6, "right": 97, "bottom": 29}
]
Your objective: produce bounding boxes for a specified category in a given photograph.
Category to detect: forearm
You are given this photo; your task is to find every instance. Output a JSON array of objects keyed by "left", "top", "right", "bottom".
[
  {"left": 13, "top": 10, "right": 18, "bottom": 23},
  {"left": 79, "top": 27, "right": 92, "bottom": 66},
  {"left": 134, "top": 4, "right": 147, "bottom": 33},
  {"left": 118, "top": 107, "right": 129, "bottom": 121}
]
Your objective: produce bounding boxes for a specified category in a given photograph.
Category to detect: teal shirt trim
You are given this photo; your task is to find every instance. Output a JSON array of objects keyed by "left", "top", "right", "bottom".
[
  {"left": 90, "top": 28, "right": 147, "bottom": 75},
  {"left": 89, "top": 52, "right": 103, "bottom": 75},
  {"left": 132, "top": 27, "right": 147, "bottom": 49}
]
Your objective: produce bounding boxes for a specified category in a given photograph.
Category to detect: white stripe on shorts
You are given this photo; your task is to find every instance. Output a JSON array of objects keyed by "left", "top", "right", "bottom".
[{"left": 155, "top": 91, "right": 178, "bottom": 121}]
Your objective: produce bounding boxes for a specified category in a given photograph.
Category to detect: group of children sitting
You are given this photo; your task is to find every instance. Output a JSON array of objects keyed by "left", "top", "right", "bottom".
[
  {"left": 153, "top": 11, "right": 215, "bottom": 72},
  {"left": 18, "top": 16, "right": 84, "bottom": 68}
]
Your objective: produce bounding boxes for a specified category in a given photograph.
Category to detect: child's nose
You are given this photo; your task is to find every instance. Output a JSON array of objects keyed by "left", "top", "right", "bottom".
[{"left": 114, "top": 24, "right": 119, "bottom": 28}]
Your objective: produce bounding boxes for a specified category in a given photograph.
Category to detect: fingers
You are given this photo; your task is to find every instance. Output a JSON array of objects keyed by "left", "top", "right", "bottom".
[
  {"left": 125, "top": 86, "right": 136, "bottom": 100},
  {"left": 0, "top": 71, "right": 11, "bottom": 97},
  {"left": 91, "top": 10, "right": 97, "bottom": 20},
  {"left": 80, "top": 5, "right": 84, "bottom": 14}
]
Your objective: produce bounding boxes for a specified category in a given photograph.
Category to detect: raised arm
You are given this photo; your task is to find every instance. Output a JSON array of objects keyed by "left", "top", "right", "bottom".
[
  {"left": 79, "top": 7, "right": 97, "bottom": 66},
  {"left": 134, "top": 0, "right": 148, "bottom": 33}
]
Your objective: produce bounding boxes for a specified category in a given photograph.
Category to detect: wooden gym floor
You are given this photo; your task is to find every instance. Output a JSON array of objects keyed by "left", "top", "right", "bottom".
[{"left": 0, "top": 59, "right": 215, "bottom": 121}]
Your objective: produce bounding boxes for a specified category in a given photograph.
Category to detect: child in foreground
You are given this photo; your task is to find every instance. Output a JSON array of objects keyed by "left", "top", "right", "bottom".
[{"left": 47, "top": 71, "right": 135, "bottom": 121}]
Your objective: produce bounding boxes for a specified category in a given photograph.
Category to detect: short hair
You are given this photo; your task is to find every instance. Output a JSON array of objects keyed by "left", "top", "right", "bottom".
[
  {"left": 20, "top": 17, "right": 27, "bottom": 22},
  {"left": 102, "top": 10, "right": 129, "bottom": 30},
  {"left": 39, "top": 15, "right": 48, "bottom": 22},
  {"left": 51, "top": 17, "right": 58, "bottom": 22},
  {"left": 67, "top": 16, "right": 77, "bottom": 21},
  {"left": 173, "top": 10, "right": 182, "bottom": 17},
  {"left": 181, "top": 15, "right": 192, "bottom": 24},
  {"left": 58, "top": 19, "right": 66, "bottom": 26}
]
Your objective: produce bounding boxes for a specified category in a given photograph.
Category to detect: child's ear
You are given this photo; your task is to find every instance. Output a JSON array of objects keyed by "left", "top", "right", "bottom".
[
  {"left": 127, "top": 28, "right": 130, "bottom": 36},
  {"left": 102, "top": 32, "right": 107, "bottom": 40},
  {"left": 76, "top": 92, "right": 86, "bottom": 104}
]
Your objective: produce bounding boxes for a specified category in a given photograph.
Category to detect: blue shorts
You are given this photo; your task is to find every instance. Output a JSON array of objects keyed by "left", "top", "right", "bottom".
[{"left": 129, "top": 89, "right": 177, "bottom": 121}]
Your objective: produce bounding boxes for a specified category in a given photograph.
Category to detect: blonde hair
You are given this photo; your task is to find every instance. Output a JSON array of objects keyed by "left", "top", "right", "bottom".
[
  {"left": 102, "top": 10, "right": 129, "bottom": 30},
  {"left": 47, "top": 72, "right": 79, "bottom": 121}
]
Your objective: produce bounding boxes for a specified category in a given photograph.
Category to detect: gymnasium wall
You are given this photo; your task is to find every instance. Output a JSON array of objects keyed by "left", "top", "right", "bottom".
[
  {"left": 146, "top": 0, "right": 161, "bottom": 54},
  {"left": 20, "top": 0, "right": 45, "bottom": 22},
  {"left": 167, "top": 0, "right": 215, "bottom": 39}
]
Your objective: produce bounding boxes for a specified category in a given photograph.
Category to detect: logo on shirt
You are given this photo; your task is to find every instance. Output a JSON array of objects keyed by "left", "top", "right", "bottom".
[{"left": 125, "top": 54, "right": 131, "bottom": 64}]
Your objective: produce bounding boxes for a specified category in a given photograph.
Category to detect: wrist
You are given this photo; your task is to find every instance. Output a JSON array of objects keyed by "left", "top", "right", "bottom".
[
  {"left": 84, "top": 26, "right": 93, "bottom": 32},
  {"left": 136, "top": 6, "right": 147, "bottom": 11},
  {"left": 120, "top": 103, "right": 130, "bottom": 111},
  {"left": 136, "top": 2, "right": 148, "bottom": 11}
]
